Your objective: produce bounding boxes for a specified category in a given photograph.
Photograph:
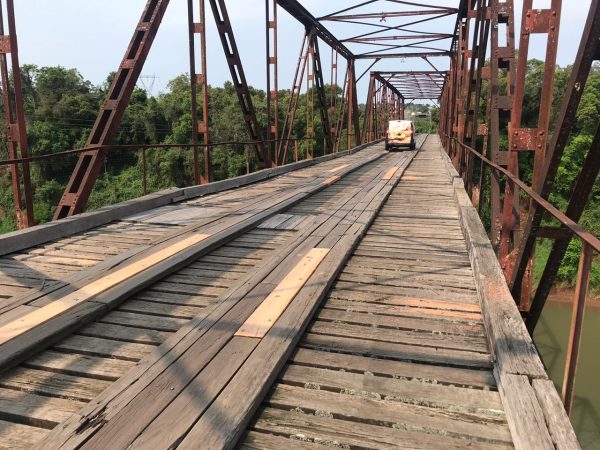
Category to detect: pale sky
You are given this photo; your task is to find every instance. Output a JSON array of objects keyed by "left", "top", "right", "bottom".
[{"left": 13, "top": 0, "right": 593, "bottom": 103}]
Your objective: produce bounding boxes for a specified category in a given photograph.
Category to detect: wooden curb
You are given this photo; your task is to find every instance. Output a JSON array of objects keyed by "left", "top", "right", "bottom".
[
  {"left": 438, "top": 143, "right": 580, "bottom": 450},
  {"left": 0, "top": 140, "right": 383, "bottom": 257}
]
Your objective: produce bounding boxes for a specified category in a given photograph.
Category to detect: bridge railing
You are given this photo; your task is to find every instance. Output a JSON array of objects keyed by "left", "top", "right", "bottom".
[
  {"left": 0, "top": 137, "right": 332, "bottom": 224},
  {"left": 444, "top": 133, "right": 599, "bottom": 415}
]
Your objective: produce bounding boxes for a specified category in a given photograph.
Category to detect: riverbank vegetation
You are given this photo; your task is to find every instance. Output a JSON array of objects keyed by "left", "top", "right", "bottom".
[{"left": 0, "top": 61, "right": 598, "bottom": 291}]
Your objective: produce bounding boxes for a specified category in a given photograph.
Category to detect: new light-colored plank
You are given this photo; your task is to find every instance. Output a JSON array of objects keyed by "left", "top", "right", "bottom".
[
  {"left": 0, "top": 233, "right": 210, "bottom": 345},
  {"left": 327, "top": 163, "right": 349, "bottom": 173},
  {"left": 322, "top": 175, "right": 340, "bottom": 186},
  {"left": 383, "top": 165, "right": 400, "bottom": 180},
  {"left": 235, "top": 247, "right": 330, "bottom": 338}
]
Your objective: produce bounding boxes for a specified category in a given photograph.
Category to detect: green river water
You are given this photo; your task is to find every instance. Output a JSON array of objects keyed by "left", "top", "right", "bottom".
[{"left": 533, "top": 301, "right": 600, "bottom": 449}]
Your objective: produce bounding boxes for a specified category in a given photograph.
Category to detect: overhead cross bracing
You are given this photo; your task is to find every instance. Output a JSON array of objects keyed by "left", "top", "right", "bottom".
[
  {"left": 317, "top": 0, "right": 457, "bottom": 59},
  {"left": 374, "top": 70, "right": 447, "bottom": 99},
  {"left": 0, "top": 0, "right": 598, "bottom": 448}
]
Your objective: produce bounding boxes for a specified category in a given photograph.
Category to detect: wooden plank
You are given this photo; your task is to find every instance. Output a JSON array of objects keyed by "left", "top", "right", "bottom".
[
  {"left": 0, "top": 387, "right": 84, "bottom": 429},
  {"left": 327, "top": 163, "right": 349, "bottom": 173},
  {"left": 0, "top": 306, "right": 37, "bottom": 327},
  {"left": 317, "top": 307, "right": 484, "bottom": 335},
  {"left": 291, "top": 348, "right": 496, "bottom": 388},
  {"left": 280, "top": 364, "right": 503, "bottom": 413},
  {"left": 328, "top": 288, "right": 481, "bottom": 312},
  {"left": 117, "top": 299, "right": 201, "bottom": 319},
  {"left": 240, "top": 430, "right": 323, "bottom": 449},
  {"left": 236, "top": 248, "right": 330, "bottom": 338},
  {"left": 24, "top": 351, "right": 134, "bottom": 381},
  {"left": 0, "top": 419, "right": 48, "bottom": 449},
  {"left": 264, "top": 384, "right": 512, "bottom": 444},
  {"left": 249, "top": 407, "right": 510, "bottom": 450},
  {"left": 258, "top": 214, "right": 294, "bottom": 229},
  {"left": 302, "top": 333, "right": 492, "bottom": 368},
  {"left": 308, "top": 320, "right": 489, "bottom": 353},
  {"left": 383, "top": 165, "right": 400, "bottom": 180},
  {"left": 498, "top": 374, "right": 554, "bottom": 449},
  {"left": 0, "top": 233, "right": 210, "bottom": 345},
  {"left": 453, "top": 177, "right": 547, "bottom": 378},
  {"left": 0, "top": 367, "right": 111, "bottom": 402},
  {"left": 127, "top": 337, "right": 259, "bottom": 449},
  {"left": 532, "top": 379, "right": 581, "bottom": 450},
  {"left": 78, "top": 322, "right": 170, "bottom": 346},
  {"left": 332, "top": 281, "right": 480, "bottom": 304},
  {"left": 322, "top": 175, "right": 340, "bottom": 186},
  {"left": 101, "top": 311, "right": 188, "bottom": 332},
  {"left": 53, "top": 335, "right": 155, "bottom": 362}
]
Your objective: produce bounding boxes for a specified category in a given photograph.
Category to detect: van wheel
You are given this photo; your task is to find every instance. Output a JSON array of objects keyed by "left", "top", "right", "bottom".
[{"left": 410, "top": 142, "right": 416, "bottom": 150}]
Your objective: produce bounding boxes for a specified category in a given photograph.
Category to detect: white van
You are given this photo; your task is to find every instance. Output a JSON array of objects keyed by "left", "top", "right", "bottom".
[{"left": 385, "top": 120, "right": 416, "bottom": 151}]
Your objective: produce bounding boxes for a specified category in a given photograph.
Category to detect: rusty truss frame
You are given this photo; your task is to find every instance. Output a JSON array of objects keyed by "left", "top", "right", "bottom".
[
  {"left": 2, "top": 0, "right": 459, "bottom": 225},
  {"left": 439, "top": 0, "right": 600, "bottom": 414},
  {"left": 2, "top": 1, "right": 600, "bottom": 413}
]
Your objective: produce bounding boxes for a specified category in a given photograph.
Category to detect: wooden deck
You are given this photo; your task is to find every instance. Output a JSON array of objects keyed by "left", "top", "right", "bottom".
[{"left": 0, "top": 136, "right": 579, "bottom": 449}]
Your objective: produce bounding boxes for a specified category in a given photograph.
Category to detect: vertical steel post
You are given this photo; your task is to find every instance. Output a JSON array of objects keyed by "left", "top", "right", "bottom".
[
  {"left": 513, "top": 0, "right": 600, "bottom": 305},
  {"left": 189, "top": 0, "right": 211, "bottom": 184},
  {"left": 488, "top": 0, "right": 517, "bottom": 251},
  {"left": 500, "top": 0, "right": 562, "bottom": 308},
  {"left": 561, "top": 243, "right": 593, "bottom": 415},
  {"left": 207, "top": 0, "right": 267, "bottom": 166},
  {"left": 362, "top": 73, "right": 376, "bottom": 143},
  {"left": 306, "top": 36, "right": 315, "bottom": 159},
  {"left": 0, "top": 0, "right": 34, "bottom": 228},
  {"left": 333, "top": 65, "right": 350, "bottom": 153},
  {"left": 278, "top": 31, "right": 309, "bottom": 164},
  {"left": 311, "top": 35, "right": 333, "bottom": 154},
  {"left": 266, "top": 0, "right": 278, "bottom": 167}
]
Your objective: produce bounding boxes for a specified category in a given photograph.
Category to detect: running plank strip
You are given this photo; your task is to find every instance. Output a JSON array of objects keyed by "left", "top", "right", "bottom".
[
  {"left": 0, "top": 234, "right": 209, "bottom": 345},
  {"left": 236, "top": 248, "right": 330, "bottom": 338}
]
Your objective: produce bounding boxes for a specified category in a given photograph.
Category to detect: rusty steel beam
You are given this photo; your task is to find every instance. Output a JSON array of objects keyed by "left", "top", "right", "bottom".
[
  {"left": 0, "top": 0, "right": 34, "bottom": 228},
  {"left": 311, "top": 34, "right": 333, "bottom": 154},
  {"left": 362, "top": 73, "right": 376, "bottom": 144},
  {"left": 54, "top": 0, "right": 171, "bottom": 220},
  {"left": 462, "top": 0, "right": 490, "bottom": 199},
  {"left": 321, "top": 9, "right": 458, "bottom": 21},
  {"left": 278, "top": 31, "right": 310, "bottom": 164},
  {"left": 344, "top": 33, "right": 453, "bottom": 43},
  {"left": 499, "top": 0, "right": 561, "bottom": 308},
  {"left": 526, "top": 121, "right": 600, "bottom": 333},
  {"left": 306, "top": 36, "right": 315, "bottom": 159},
  {"left": 333, "top": 65, "right": 350, "bottom": 153},
  {"left": 487, "top": 0, "right": 517, "bottom": 252},
  {"left": 347, "top": 60, "right": 361, "bottom": 149},
  {"left": 208, "top": 0, "right": 268, "bottom": 166},
  {"left": 354, "top": 51, "right": 451, "bottom": 59},
  {"left": 562, "top": 242, "right": 594, "bottom": 415},
  {"left": 266, "top": 0, "right": 279, "bottom": 166},
  {"left": 276, "top": 0, "right": 353, "bottom": 60},
  {"left": 512, "top": 0, "right": 600, "bottom": 313},
  {"left": 189, "top": 0, "right": 211, "bottom": 184}
]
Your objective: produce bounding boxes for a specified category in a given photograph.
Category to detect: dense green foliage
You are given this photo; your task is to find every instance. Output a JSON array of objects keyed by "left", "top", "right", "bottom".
[
  {"left": 0, "top": 65, "right": 340, "bottom": 232},
  {"left": 475, "top": 60, "right": 600, "bottom": 291},
  {"left": 0, "top": 61, "right": 598, "bottom": 291}
]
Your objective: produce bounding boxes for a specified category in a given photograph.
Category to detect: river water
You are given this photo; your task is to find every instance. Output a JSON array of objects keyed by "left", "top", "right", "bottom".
[{"left": 533, "top": 300, "right": 600, "bottom": 449}]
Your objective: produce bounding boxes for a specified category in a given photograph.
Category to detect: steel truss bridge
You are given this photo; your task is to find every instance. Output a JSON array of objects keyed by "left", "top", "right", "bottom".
[{"left": 0, "top": 0, "right": 598, "bottom": 448}]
